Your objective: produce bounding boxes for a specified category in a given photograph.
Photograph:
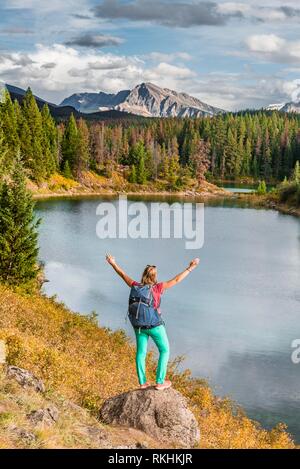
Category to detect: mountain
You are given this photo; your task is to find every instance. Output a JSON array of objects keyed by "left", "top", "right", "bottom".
[
  {"left": 266, "top": 101, "right": 300, "bottom": 113},
  {"left": 3, "top": 84, "right": 140, "bottom": 121},
  {"left": 60, "top": 82, "right": 225, "bottom": 117},
  {"left": 4, "top": 83, "right": 82, "bottom": 119}
]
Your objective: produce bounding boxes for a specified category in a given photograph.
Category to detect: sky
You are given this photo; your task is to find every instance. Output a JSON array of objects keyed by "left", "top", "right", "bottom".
[{"left": 1, "top": 0, "right": 300, "bottom": 110}]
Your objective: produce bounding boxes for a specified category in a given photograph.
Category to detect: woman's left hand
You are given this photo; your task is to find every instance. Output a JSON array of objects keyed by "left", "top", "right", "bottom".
[{"left": 189, "top": 258, "right": 200, "bottom": 270}]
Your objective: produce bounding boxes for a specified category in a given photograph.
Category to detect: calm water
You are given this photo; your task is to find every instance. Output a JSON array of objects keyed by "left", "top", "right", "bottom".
[{"left": 35, "top": 197, "right": 300, "bottom": 441}]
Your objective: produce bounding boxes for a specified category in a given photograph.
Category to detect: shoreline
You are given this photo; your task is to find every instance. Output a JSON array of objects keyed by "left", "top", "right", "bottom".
[
  {"left": 30, "top": 178, "right": 300, "bottom": 218},
  {"left": 32, "top": 188, "right": 300, "bottom": 219},
  {"left": 31, "top": 186, "right": 233, "bottom": 202},
  {"left": 236, "top": 193, "right": 300, "bottom": 218}
]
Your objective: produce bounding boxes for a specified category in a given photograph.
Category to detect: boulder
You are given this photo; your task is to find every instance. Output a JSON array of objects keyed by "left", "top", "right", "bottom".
[
  {"left": 10, "top": 426, "right": 36, "bottom": 443},
  {"left": 27, "top": 405, "right": 59, "bottom": 427},
  {"left": 99, "top": 387, "right": 200, "bottom": 448},
  {"left": 6, "top": 366, "right": 45, "bottom": 393}
]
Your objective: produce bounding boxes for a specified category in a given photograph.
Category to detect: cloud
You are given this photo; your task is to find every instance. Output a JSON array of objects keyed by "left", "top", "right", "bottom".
[
  {"left": 146, "top": 51, "right": 192, "bottom": 62},
  {"left": 0, "top": 27, "right": 34, "bottom": 34},
  {"left": 246, "top": 34, "right": 300, "bottom": 64},
  {"left": 41, "top": 62, "right": 56, "bottom": 69},
  {"left": 65, "top": 33, "right": 124, "bottom": 48},
  {"left": 92, "top": 0, "right": 240, "bottom": 28},
  {"left": 217, "top": 2, "right": 300, "bottom": 23},
  {"left": 71, "top": 14, "right": 92, "bottom": 20},
  {"left": 279, "top": 6, "right": 300, "bottom": 18},
  {"left": 0, "top": 43, "right": 197, "bottom": 103},
  {"left": 88, "top": 57, "right": 132, "bottom": 69}
]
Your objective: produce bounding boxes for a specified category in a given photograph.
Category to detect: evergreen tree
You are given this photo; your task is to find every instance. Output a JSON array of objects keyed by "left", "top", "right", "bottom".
[
  {"left": 137, "top": 155, "right": 146, "bottom": 184},
  {"left": 41, "top": 105, "right": 58, "bottom": 176},
  {"left": 0, "top": 157, "right": 40, "bottom": 286},
  {"left": 0, "top": 128, "right": 8, "bottom": 178},
  {"left": 62, "top": 160, "right": 73, "bottom": 179},
  {"left": 61, "top": 114, "right": 78, "bottom": 175},
  {"left": 292, "top": 161, "right": 300, "bottom": 183},
  {"left": 129, "top": 164, "right": 137, "bottom": 183},
  {"left": 21, "top": 88, "right": 45, "bottom": 181},
  {"left": 74, "top": 118, "right": 90, "bottom": 178},
  {"left": 0, "top": 90, "right": 20, "bottom": 169},
  {"left": 257, "top": 180, "right": 267, "bottom": 195}
]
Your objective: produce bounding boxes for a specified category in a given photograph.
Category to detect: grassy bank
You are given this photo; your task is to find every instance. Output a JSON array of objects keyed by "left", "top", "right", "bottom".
[
  {"left": 236, "top": 181, "right": 300, "bottom": 218},
  {"left": 27, "top": 171, "right": 230, "bottom": 200},
  {"left": 0, "top": 285, "right": 295, "bottom": 449}
]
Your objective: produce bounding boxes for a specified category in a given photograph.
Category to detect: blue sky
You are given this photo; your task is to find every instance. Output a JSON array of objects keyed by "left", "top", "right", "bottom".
[{"left": 1, "top": 0, "right": 300, "bottom": 110}]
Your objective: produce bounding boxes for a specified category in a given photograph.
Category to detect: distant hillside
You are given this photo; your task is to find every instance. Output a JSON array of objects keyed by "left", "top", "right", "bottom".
[
  {"left": 4, "top": 84, "right": 141, "bottom": 121},
  {"left": 265, "top": 101, "right": 300, "bottom": 114}
]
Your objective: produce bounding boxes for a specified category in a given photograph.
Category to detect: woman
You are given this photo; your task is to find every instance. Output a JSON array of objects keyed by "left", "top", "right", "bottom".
[{"left": 106, "top": 254, "right": 200, "bottom": 391}]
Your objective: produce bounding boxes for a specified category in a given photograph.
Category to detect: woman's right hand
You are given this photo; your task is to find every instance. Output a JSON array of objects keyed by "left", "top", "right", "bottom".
[
  {"left": 106, "top": 253, "right": 116, "bottom": 266},
  {"left": 188, "top": 258, "right": 200, "bottom": 270}
]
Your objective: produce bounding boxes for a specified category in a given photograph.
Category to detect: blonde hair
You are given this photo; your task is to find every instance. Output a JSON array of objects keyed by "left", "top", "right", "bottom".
[{"left": 141, "top": 265, "right": 157, "bottom": 285}]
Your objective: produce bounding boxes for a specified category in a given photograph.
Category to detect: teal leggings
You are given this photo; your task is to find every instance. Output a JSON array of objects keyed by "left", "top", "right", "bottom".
[{"left": 134, "top": 325, "right": 170, "bottom": 385}]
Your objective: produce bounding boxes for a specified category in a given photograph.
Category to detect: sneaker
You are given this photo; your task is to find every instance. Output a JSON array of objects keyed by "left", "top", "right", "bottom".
[
  {"left": 155, "top": 380, "right": 172, "bottom": 391},
  {"left": 139, "top": 382, "right": 151, "bottom": 390}
]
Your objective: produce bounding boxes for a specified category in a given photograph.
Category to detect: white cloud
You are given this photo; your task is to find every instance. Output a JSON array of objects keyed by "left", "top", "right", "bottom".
[
  {"left": 217, "top": 1, "right": 299, "bottom": 22},
  {"left": 0, "top": 43, "right": 197, "bottom": 103},
  {"left": 246, "top": 34, "right": 300, "bottom": 63},
  {"left": 4, "top": 0, "right": 89, "bottom": 12},
  {"left": 146, "top": 51, "right": 192, "bottom": 63}
]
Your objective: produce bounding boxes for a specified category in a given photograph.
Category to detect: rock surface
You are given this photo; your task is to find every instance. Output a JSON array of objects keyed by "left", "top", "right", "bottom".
[
  {"left": 61, "top": 82, "right": 225, "bottom": 118},
  {"left": 28, "top": 405, "right": 59, "bottom": 426},
  {"left": 99, "top": 387, "right": 200, "bottom": 447},
  {"left": 9, "top": 426, "right": 36, "bottom": 443},
  {"left": 6, "top": 366, "right": 45, "bottom": 392}
]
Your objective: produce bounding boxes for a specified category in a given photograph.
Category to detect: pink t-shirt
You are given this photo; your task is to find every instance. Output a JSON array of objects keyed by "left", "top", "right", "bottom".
[{"left": 131, "top": 281, "right": 164, "bottom": 311}]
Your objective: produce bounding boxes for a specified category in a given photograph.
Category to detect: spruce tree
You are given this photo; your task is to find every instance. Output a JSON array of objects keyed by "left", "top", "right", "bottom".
[
  {"left": 257, "top": 180, "right": 267, "bottom": 195},
  {"left": 61, "top": 114, "right": 78, "bottom": 175},
  {"left": 129, "top": 164, "right": 137, "bottom": 183},
  {"left": 41, "top": 104, "right": 58, "bottom": 176},
  {"left": 0, "top": 89, "right": 20, "bottom": 169},
  {"left": 292, "top": 161, "right": 300, "bottom": 183},
  {"left": 0, "top": 158, "right": 40, "bottom": 286},
  {"left": 21, "top": 88, "right": 45, "bottom": 181},
  {"left": 62, "top": 160, "right": 72, "bottom": 179},
  {"left": 74, "top": 118, "right": 90, "bottom": 179},
  {"left": 0, "top": 128, "right": 8, "bottom": 178},
  {"left": 137, "top": 155, "right": 146, "bottom": 184}
]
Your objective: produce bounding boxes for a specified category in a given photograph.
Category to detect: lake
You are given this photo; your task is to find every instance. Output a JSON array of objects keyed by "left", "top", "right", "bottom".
[{"left": 35, "top": 196, "right": 300, "bottom": 441}]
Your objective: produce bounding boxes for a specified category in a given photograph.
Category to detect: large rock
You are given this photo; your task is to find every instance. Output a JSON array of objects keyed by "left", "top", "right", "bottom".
[
  {"left": 28, "top": 405, "right": 59, "bottom": 427},
  {"left": 6, "top": 366, "right": 45, "bottom": 393},
  {"left": 99, "top": 388, "right": 200, "bottom": 448}
]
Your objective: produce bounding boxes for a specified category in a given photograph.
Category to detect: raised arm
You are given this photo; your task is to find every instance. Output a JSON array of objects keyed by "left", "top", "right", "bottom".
[
  {"left": 162, "top": 258, "right": 200, "bottom": 290},
  {"left": 106, "top": 254, "right": 134, "bottom": 287}
]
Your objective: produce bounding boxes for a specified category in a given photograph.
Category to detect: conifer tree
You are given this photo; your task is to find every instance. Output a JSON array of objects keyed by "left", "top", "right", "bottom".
[
  {"left": 62, "top": 160, "right": 73, "bottom": 179},
  {"left": 61, "top": 113, "right": 78, "bottom": 175},
  {"left": 41, "top": 105, "right": 58, "bottom": 176},
  {"left": 0, "top": 89, "right": 20, "bottom": 169},
  {"left": 257, "top": 180, "right": 267, "bottom": 195},
  {"left": 74, "top": 118, "right": 90, "bottom": 179},
  {"left": 0, "top": 127, "right": 8, "bottom": 178},
  {"left": 21, "top": 88, "right": 45, "bottom": 181},
  {"left": 0, "top": 157, "right": 40, "bottom": 286},
  {"left": 137, "top": 154, "right": 146, "bottom": 184},
  {"left": 292, "top": 161, "right": 300, "bottom": 183},
  {"left": 129, "top": 164, "right": 137, "bottom": 183}
]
